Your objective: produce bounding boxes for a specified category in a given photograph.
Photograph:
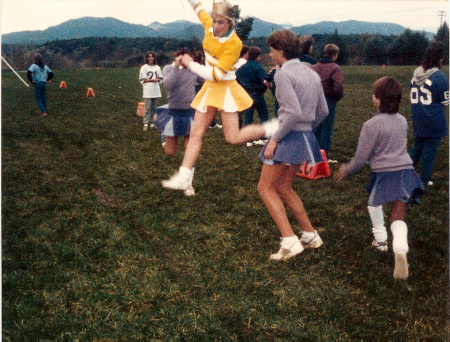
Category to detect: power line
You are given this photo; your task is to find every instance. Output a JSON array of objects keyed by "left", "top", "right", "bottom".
[{"left": 438, "top": 11, "right": 447, "bottom": 27}]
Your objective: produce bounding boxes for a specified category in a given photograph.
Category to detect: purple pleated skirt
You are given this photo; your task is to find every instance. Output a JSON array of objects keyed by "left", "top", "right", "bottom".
[
  {"left": 258, "top": 130, "right": 323, "bottom": 165},
  {"left": 156, "top": 105, "right": 195, "bottom": 137},
  {"left": 366, "top": 169, "right": 424, "bottom": 206}
]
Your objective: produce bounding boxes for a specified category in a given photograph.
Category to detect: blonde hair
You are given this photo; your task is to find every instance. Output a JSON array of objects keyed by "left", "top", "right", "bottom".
[{"left": 212, "top": 1, "right": 235, "bottom": 29}]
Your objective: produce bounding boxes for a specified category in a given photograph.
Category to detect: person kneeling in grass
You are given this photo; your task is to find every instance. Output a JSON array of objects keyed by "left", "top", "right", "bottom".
[
  {"left": 258, "top": 30, "right": 328, "bottom": 261},
  {"left": 335, "top": 77, "right": 424, "bottom": 280}
]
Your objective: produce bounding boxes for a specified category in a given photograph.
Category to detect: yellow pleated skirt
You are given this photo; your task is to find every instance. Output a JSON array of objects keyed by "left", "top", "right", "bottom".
[{"left": 191, "top": 79, "right": 253, "bottom": 113}]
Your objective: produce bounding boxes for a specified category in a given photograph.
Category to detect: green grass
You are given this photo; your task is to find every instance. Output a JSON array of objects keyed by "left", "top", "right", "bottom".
[{"left": 2, "top": 65, "right": 449, "bottom": 339}]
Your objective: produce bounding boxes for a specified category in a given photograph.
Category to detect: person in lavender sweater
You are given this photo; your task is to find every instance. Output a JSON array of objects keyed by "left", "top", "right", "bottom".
[
  {"left": 335, "top": 77, "right": 424, "bottom": 280},
  {"left": 156, "top": 50, "right": 204, "bottom": 196},
  {"left": 258, "top": 30, "right": 328, "bottom": 261}
]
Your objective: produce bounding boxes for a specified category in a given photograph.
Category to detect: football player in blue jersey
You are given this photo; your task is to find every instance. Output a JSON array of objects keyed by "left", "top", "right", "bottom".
[{"left": 409, "top": 41, "right": 449, "bottom": 187}]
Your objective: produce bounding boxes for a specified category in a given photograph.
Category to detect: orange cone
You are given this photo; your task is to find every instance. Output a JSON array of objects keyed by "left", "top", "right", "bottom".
[
  {"left": 297, "top": 149, "right": 331, "bottom": 180},
  {"left": 86, "top": 88, "right": 95, "bottom": 97},
  {"left": 136, "top": 102, "right": 145, "bottom": 117},
  {"left": 59, "top": 81, "right": 67, "bottom": 88}
]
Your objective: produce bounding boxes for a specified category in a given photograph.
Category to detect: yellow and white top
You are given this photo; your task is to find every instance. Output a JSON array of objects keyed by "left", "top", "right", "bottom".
[
  {"left": 187, "top": 0, "right": 253, "bottom": 112},
  {"left": 187, "top": 0, "right": 241, "bottom": 81}
]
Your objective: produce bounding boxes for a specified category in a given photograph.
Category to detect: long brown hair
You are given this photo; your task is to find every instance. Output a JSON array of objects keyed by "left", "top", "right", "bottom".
[
  {"left": 144, "top": 51, "right": 157, "bottom": 65},
  {"left": 421, "top": 41, "right": 446, "bottom": 71},
  {"left": 33, "top": 53, "right": 44, "bottom": 65}
]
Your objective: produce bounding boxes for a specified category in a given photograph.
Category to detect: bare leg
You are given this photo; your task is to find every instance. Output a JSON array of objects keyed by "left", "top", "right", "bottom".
[
  {"left": 258, "top": 164, "right": 305, "bottom": 237},
  {"left": 183, "top": 136, "right": 190, "bottom": 151},
  {"left": 221, "top": 111, "right": 267, "bottom": 145},
  {"left": 390, "top": 200, "right": 407, "bottom": 224},
  {"left": 275, "top": 165, "right": 315, "bottom": 233},
  {"left": 181, "top": 107, "right": 216, "bottom": 169},
  {"left": 163, "top": 136, "right": 178, "bottom": 156}
]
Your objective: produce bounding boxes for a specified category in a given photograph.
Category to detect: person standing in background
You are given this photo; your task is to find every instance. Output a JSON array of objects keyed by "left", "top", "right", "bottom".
[
  {"left": 27, "top": 53, "right": 54, "bottom": 117},
  {"left": 311, "top": 44, "right": 344, "bottom": 162},
  {"left": 299, "top": 35, "right": 317, "bottom": 66},
  {"left": 236, "top": 46, "right": 270, "bottom": 127},
  {"left": 409, "top": 41, "right": 449, "bottom": 187},
  {"left": 139, "top": 51, "right": 162, "bottom": 131}
]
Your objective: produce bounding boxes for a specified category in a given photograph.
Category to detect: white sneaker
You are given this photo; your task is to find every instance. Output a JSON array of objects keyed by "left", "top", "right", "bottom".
[
  {"left": 428, "top": 181, "right": 434, "bottom": 186},
  {"left": 269, "top": 237, "right": 304, "bottom": 260},
  {"left": 184, "top": 186, "right": 196, "bottom": 196},
  {"left": 263, "top": 119, "right": 279, "bottom": 138},
  {"left": 393, "top": 252, "right": 409, "bottom": 280},
  {"left": 143, "top": 124, "right": 149, "bottom": 131},
  {"left": 162, "top": 172, "right": 190, "bottom": 190},
  {"left": 328, "top": 159, "right": 338, "bottom": 164},
  {"left": 300, "top": 230, "right": 323, "bottom": 249},
  {"left": 246, "top": 142, "right": 254, "bottom": 147},
  {"left": 371, "top": 240, "right": 388, "bottom": 252}
]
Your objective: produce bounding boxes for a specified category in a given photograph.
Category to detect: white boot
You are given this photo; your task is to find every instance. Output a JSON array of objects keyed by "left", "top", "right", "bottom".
[
  {"left": 162, "top": 166, "right": 191, "bottom": 190},
  {"left": 368, "top": 205, "right": 388, "bottom": 251},
  {"left": 269, "top": 235, "right": 304, "bottom": 260},
  {"left": 391, "top": 220, "right": 409, "bottom": 280}
]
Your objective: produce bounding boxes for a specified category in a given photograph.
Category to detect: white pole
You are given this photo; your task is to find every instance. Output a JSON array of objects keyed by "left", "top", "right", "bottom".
[{"left": 1, "top": 56, "right": 30, "bottom": 87}]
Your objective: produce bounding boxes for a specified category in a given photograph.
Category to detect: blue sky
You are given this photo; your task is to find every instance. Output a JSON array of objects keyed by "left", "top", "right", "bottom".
[{"left": 1, "top": 0, "right": 448, "bottom": 35}]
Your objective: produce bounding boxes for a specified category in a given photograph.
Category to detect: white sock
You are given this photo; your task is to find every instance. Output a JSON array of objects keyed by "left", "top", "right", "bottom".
[
  {"left": 178, "top": 166, "right": 191, "bottom": 179},
  {"left": 368, "top": 205, "right": 387, "bottom": 242},
  {"left": 391, "top": 220, "right": 409, "bottom": 254},
  {"left": 263, "top": 119, "right": 279, "bottom": 138},
  {"left": 280, "top": 235, "right": 299, "bottom": 248},
  {"left": 189, "top": 167, "right": 195, "bottom": 185}
]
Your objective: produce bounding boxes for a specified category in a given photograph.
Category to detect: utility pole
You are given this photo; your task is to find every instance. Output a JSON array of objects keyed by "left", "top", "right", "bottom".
[{"left": 438, "top": 11, "right": 446, "bottom": 27}]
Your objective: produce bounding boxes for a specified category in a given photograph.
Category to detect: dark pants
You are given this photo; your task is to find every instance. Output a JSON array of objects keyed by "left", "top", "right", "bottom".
[
  {"left": 409, "top": 136, "right": 441, "bottom": 185},
  {"left": 243, "top": 91, "right": 269, "bottom": 126},
  {"left": 34, "top": 82, "right": 47, "bottom": 113},
  {"left": 313, "top": 98, "right": 336, "bottom": 157}
]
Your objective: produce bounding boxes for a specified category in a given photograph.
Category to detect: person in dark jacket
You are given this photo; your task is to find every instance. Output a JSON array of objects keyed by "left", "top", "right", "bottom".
[
  {"left": 299, "top": 35, "right": 317, "bottom": 66},
  {"left": 311, "top": 44, "right": 344, "bottom": 161},
  {"left": 236, "top": 46, "right": 270, "bottom": 126},
  {"left": 27, "top": 53, "right": 54, "bottom": 117},
  {"left": 264, "top": 65, "right": 279, "bottom": 118}
]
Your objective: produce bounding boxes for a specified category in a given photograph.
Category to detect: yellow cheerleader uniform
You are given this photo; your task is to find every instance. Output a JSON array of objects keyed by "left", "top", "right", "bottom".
[{"left": 187, "top": 0, "right": 253, "bottom": 113}]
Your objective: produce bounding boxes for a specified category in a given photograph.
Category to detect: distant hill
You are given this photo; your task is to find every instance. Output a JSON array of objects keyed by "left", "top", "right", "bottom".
[
  {"left": 1, "top": 16, "right": 433, "bottom": 45},
  {"left": 291, "top": 20, "right": 408, "bottom": 36}
]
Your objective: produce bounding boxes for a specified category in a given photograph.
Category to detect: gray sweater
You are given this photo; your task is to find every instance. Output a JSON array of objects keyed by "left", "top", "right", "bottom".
[
  {"left": 272, "top": 59, "right": 328, "bottom": 142},
  {"left": 343, "top": 112, "right": 414, "bottom": 175},
  {"left": 162, "top": 63, "right": 203, "bottom": 110}
]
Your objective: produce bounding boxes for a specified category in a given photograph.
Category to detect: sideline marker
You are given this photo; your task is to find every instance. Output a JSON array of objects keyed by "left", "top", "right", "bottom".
[
  {"left": 297, "top": 149, "right": 331, "bottom": 180},
  {"left": 136, "top": 102, "right": 145, "bottom": 117},
  {"left": 86, "top": 88, "right": 95, "bottom": 97}
]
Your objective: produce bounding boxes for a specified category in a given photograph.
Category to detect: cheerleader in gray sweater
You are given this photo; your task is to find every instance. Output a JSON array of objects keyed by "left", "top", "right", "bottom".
[
  {"left": 335, "top": 77, "right": 424, "bottom": 280},
  {"left": 258, "top": 30, "right": 328, "bottom": 261}
]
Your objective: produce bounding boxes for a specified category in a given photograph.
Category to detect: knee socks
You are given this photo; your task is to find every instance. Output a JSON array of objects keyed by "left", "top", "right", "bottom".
[
  {"left": 368, "top": 205, "right": 387, "bottom": 242},
  {"left": 391, "top": 220, "right": 409, "bottom": 254}
]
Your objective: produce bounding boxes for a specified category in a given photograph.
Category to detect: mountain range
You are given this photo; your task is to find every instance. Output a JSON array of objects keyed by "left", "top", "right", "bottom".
[{"left": 1, "top": 16, "right": 433, "bottom": 45}]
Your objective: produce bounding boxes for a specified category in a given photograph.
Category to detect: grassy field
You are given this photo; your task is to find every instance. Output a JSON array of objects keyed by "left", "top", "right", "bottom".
[{"left": 2, "top": 65, "right": 449, "bottom": 339}]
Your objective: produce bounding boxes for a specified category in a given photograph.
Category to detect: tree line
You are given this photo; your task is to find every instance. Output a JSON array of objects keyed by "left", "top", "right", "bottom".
[{"left": 1, "top": 22, "right": 448, "bottom": 71}]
